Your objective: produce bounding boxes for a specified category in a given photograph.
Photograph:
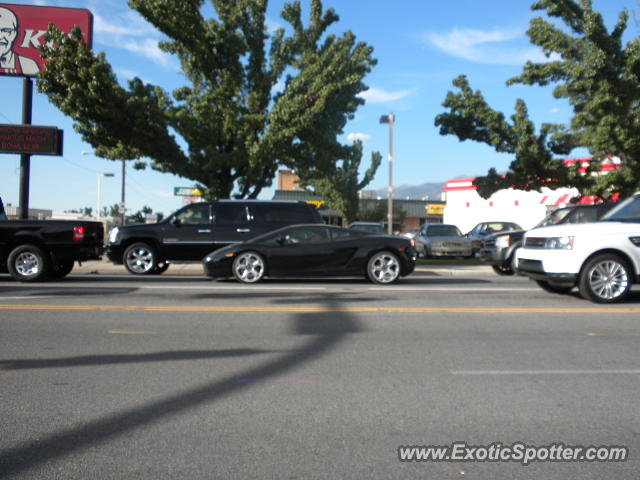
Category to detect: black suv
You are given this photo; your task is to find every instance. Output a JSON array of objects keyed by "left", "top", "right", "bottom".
[
  {"left": 479, "top": 203, "right": 615, "bottom": 275},
  {"left": 107, "top": 200, "right": 324, "bottom": 274}
]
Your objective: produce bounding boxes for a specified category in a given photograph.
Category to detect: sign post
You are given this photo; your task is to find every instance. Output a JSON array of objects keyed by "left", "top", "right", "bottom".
[{"left": 19, "top": 77, "right": 32, "bottom": 218}]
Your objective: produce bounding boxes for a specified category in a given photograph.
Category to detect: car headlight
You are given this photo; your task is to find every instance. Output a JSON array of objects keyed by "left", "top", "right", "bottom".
[
  {"left": 495, "top": 235, "right": 510, "bottom": 248},
  {"left": 108, "top": 227, "right": 119, "bottom": 244},
  {"left": 544, "top": 236, "right": 574, "bottom": 250}
]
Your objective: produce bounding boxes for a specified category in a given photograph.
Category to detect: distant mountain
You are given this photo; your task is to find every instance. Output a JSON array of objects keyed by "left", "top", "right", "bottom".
[{"left": 373, "top": 182, "right": 445, "bottom": 200}]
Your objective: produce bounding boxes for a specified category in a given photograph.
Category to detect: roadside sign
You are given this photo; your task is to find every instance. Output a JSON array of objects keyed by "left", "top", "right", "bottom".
[
  {"left": 0, "top": 124, "right": 63, "bottom": 155},
  {"left": 174, "top": 187, "right": 203, "bottom": 197},
  {"left": 427, "top": 204, "right": 445, "bottom": 215},
  {"left": 0, "top": 3, "right": 93, "bottom": 77}
]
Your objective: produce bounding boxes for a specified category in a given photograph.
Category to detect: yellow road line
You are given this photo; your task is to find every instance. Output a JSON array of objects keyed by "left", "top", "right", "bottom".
[
  {"left": 1, "top": 304, "right": 640, "bottom": 313},
  {"left": 586, "top": 332, "right": 640, "bottom": 337}
]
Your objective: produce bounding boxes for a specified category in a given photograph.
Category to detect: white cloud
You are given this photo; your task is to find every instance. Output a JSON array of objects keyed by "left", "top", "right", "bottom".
[
  {"left": 423, "top": 27, "right": 557, "bottom": 66},
  {"left": 93, "top": 11, "right": 175, "bottom": 68},
  {"left": 359, "top": 87, "right": 413, "bottom": 104},
  {"left": 550, "top": 107, "right": 559, "bottom": 114},
  {"left": 347, "top": 133, "right": 372, "bottom": 143},
  {"left": 120, "top": 38, "right": 173, "bottom": 67},
  {"left": 93, "top": 12, "right": 157, "bottom": 37},
  {"left": 265, "top": 16, "right": 285, "bottom": 33}
]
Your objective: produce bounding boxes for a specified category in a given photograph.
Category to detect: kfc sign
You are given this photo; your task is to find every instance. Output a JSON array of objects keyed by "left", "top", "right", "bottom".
[{"left": 0, "top": 3, "right": 92, "bottom": 77}]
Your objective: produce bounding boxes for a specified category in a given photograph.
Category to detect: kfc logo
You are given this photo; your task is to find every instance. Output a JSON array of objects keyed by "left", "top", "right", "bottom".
[
  {"left": 0, "top": 6, "right": 39, "bottom": 74},
  {"left": 0, "top": 3, "right": 92, "bottom": 77}
]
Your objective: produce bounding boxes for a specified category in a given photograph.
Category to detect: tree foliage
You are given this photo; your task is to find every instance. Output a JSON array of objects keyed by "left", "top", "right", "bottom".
[
  {"left": 435, "top": 0, "right": 640, "bottom": 200},
  {"left": 295, "top": 141, "right": 381, "bottom": 224},
  {"left": 37, "top": 0, "right": 378, "bottom": 201},
  {"left": 358, "top": 200, "right": 406, "bottom": 226}
]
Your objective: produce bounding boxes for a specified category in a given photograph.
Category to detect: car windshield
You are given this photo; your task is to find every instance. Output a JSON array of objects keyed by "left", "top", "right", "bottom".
[
  {"left": 535, "top": 207, "right": 573, "bottom": 228},
  {"left": 351, "top": 224, "right": 385, "bottom": 233},
  {"left": 600, "top": 194, "right": 640, "bottom": 222},
  {"left": 427, "top": 225, "right": 461, "bottom": 237}
]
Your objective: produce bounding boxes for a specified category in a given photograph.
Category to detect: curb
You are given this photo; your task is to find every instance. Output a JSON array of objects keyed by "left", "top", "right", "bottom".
[{"left": 72, "top": 260, "right": 494, "bottom": 277}]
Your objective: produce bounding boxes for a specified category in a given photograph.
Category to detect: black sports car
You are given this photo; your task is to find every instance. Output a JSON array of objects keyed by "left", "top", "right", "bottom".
[{"left": 202, "top": 224, "right": 417, "bottom": 284}]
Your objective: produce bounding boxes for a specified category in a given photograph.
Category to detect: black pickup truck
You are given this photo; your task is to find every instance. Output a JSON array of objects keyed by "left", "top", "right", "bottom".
[{"left": 0, "top": 205, "right": 104, "bottom": 281}]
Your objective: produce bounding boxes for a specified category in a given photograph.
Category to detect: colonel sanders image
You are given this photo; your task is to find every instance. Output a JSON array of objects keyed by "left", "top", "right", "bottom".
[{"left": 0, "top": 6, "right": 40, "bottom": 75}]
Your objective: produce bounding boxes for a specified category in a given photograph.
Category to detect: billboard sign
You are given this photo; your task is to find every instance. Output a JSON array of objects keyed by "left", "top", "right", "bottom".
[
  {"left": 0, "top": 3, "right": 92, "bottom": 77},
  {"left": 0, "top": 124, "right": 63, "bottom": 155}
]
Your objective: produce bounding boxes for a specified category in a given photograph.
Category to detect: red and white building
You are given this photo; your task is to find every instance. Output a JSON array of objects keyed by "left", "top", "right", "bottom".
[{"left": 443, "top": 157, "right": 620, "bottom": 233}]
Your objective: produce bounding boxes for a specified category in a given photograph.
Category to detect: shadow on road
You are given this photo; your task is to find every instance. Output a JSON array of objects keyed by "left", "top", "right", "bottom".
[
  {"left": 0, "top": 295, "right": 363, "bottom": 477},
  {"left": 0, "top": 348, "right": 280, "bottom": 370}
]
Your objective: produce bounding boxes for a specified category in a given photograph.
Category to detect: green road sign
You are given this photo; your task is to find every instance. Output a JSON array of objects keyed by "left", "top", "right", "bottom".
[{"left": 174, "top": 187, "right": 203, "bottom": 197}]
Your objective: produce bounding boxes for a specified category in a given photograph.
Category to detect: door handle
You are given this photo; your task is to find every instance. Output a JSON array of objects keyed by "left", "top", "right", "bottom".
[
  {"left": 236, "top": 228, "right": 251, "bottom": 233},
  {"left": 198, "top": 229, "right": 211, "bottom": 233}
]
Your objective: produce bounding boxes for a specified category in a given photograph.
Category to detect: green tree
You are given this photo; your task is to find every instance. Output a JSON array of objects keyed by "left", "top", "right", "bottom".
[
  {"left": 108, "top": 204, "right": 121, "bottom": 218},
  {"left": 37, "top": 0, "right": 377, "bottom": 201},
  {"left": 435, "top": 0, "right": 640, "bottom": 200},
  {"left": 295, "top": 141, "right": 381, "bottom": 224},
  {"left": 357, "top": 199, "right": 406, "bottom": 226},
  {"left": 66, "top": 207, "right": 93, "bottom": 216},
  {"left": 128, "top": 205, "right": 154, "bottom": 224}
]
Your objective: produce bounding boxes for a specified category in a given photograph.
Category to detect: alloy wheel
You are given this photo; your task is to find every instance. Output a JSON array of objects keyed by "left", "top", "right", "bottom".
[{"left": 233, "top": 252, "right": 265, "bottom": 283}]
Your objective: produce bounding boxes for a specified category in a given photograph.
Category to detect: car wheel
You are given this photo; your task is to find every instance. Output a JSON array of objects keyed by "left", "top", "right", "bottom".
[
  {"left": 232, "top": 251, "right": 266, "bottom": 283},
  {"left": 151, "top": 262, "right": 170, "bottom": 275},
  {"left": 123, "top": 242, "right": 158, "bottom": 275},
  {"left": 7, "top": 244, "right": 50, "bottom": 282},
  {"left": 535, "top": 280, "right": 573, "bottom": 294},
  {"left": 48, "top": 260, "right": 75, "bottom": 279},
  {"left": 492, "top": 264, "right": 514, "bottom": 276},
  {"left": 578, "top": 254, "right": 632, "bottom": 303},
  {"left": 367, "top": 251, "right": 401, "bottom": 284}
]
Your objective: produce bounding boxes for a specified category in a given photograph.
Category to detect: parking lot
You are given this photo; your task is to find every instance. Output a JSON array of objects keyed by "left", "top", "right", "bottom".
[{"left": 1, "top": 265, "right": 640, "bottom": 479}]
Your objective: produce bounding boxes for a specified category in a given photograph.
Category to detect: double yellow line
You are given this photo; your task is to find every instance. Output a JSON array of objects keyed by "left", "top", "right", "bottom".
[{"left": 1, "top": 304, "right": 640, "bottom": 313}]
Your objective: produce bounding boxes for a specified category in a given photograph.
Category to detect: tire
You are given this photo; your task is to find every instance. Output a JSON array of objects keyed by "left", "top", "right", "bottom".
[
  {"left": 535, "top": 280, "right": 573, "bottom": 295},
  {"left": 492, "top": 264, "right": 514, "bottom": 276},
  {"left": 232, "top": 251, "right": 266, "bottom": 283},
  {"left": 123, "top": 242, "right": 158, "bottom": 275},
  {"left": 7, "top": 244, "right": 50, "bottom": 282},
  {"left": 151, "top": 262, "right": 170, "bottom": 275},
  {"left": 367, "top": 251, "right": 401, "bottom": 284},
  {"left": 48, "top": 259, "right": 75, "bottom": 279},
  {"left": 578, "top": 254, "right": 632, "bottom": 303}
]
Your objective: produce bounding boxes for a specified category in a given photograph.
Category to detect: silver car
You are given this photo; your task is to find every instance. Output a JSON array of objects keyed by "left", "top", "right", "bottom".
[{"left": 415, "top": 224, "right": 473, "bottom": 258}]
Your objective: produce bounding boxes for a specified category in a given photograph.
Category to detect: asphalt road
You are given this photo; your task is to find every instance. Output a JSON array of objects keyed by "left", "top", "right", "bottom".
[{"left": 1, "top": 267, "right": 640, "bottom": 479}]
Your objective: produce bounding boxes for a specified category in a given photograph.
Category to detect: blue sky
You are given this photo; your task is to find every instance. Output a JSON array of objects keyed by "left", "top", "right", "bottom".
[{"left": 0, "top": 0, "right": 636, "bottom": 216}]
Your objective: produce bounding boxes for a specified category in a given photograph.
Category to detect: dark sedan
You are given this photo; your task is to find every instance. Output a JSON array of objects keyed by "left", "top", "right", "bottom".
[{"left": 203, "top": 224, "right": 417, "bottom": 284}]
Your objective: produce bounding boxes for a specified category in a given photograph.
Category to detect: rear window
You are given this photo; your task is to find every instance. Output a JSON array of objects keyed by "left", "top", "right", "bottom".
[
  {"left": 253, "top": 203, "right": 320, "bottom": 223},
  {"left": 426, "top": 225, "right": 462, "bottom": 237}
]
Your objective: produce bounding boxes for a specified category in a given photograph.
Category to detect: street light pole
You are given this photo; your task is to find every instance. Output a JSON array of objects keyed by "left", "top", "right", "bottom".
[
  {"left": 380, "top": 113, "right": 395, "bottom": 234},
  {"left": 96, "top": 173, "right": 114, "bottom": 219},
  {"left": 120, "top": 159, "right": 126, "bottom": 226}
]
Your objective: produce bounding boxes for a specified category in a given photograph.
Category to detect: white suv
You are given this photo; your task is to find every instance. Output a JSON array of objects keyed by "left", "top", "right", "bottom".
[{"left": 516, "top": 192, "right": 640, "bottom": 303}]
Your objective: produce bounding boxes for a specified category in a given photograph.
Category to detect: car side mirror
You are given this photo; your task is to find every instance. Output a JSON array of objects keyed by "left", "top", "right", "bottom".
[{"left": 170, "top": 217, "right": 181, "bottom": 227}]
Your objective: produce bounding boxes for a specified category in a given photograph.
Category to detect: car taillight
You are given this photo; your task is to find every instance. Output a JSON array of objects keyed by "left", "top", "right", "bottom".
[{"left": 73, "top": 225, "right": 85, "bottom": 242}]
